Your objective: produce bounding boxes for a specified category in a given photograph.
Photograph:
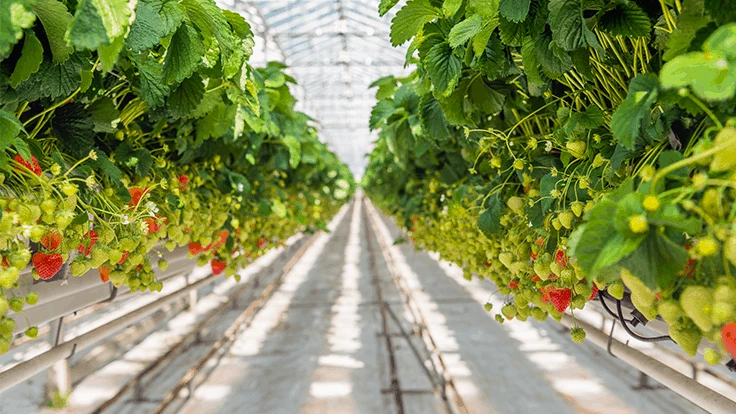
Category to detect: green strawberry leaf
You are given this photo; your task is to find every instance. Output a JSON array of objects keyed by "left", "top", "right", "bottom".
[
  {"left": 499, "top": 0, "right": 531, "bottom": 23},
  {"left": 424, "top": 41, "right": 462, "bottom": 95},
  {"left": 548, "top": 0, "right": 601, "bottom": 51},
  {"left": 597, "top": 1, "right": 652, "bottom": 38},
  {"left": 478, "top": 194, "right": 502, "bottom": 238},
  {"left": 390, "top": 0, "right": 440, "bottom": 46},
  {"left": 10, "top": 31, "right": 43, "bottom": 88},
  {"left": 449, "top": 14, "right": 483, "bottom": 48},
  {"left": 379, "top": 0, "right": 400, "bottom": 17},
  {"left": 281, "top": 135, "right": 301, "bottom": 168},
  {"left": 67, "top": 0, "right": 134, "bottom": 50},
  {"left": 610, "top": 73, "right": 658, "bottom": 150},
  {"left": 167, "top": 73, "right": 205, "bottom": 119},
  {"left": 0, "top": 0, "right": 35, "bottom": 59},
  {"left": 30, "top": 0, "right": 74, "bottom": 63},
  {"left": 51, "top": 103, "right": 95, "bottom": 159},
  {"left": 162, "top": 23, "right": 205, "bottom": 85},
  {"left": 127, "top": 0, "right": 167, "bottom": 52}
]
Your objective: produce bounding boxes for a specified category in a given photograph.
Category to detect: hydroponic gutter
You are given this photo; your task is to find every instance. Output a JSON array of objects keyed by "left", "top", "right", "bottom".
[{"left": 558, "top": 314, "right": 736, "bottom": 414}]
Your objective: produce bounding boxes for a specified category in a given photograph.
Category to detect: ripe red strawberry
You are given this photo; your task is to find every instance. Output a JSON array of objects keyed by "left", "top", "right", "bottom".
[
  {"left": 14, "top": 154, "right": 42, "bottom": 176},
  {"left": 145, "top": 217, "right": 161, "bottom": 235},
  {"left": 189, "top": 242, "right": 203, "bottom": 255},
  {"left": 539, "top": 286, "right": 553, "bottom": 303},
  {"left": 178, "top": 174, "right": 189, "bottom": 187},
  {"left": 99, "top": 264, "right": 111, "bottom": 283},
  {"left": 555, "top": 249, "right": 567, "bottom": 268},
  {"left": 214, "top": 229, "right": 229, "bottom": 248},
  {"left": 548, "top": 288, "right": 572, "bottom": 313},
  {"left": 40, "top": 231, "right": 62, "bottom": 251},
  {"left": 77, "top": 230, "right": 98, "bottom": 256},
  {"left": 257, "top": 237, "right": 267, "bottom": 249},
  {"left": 128, "top": 187, "right": 148, "bottom": 207},
  {"left": 32, "top": 252, "right": 63, "bottom": 280},
  {"left": 589, "top": 284, "right": 599, "bottom": 301},
  {"left": 118, "top": 250, "right": 130, "bottom": 264},
  {"left": 531, "top": 275, "right": 542, "bottom": 283},
  {"left": 508, "top": 280, "right": 519, "bottom": 289},
  {"left": 211, "top": 259, "right": 226, "bottom": 275}
]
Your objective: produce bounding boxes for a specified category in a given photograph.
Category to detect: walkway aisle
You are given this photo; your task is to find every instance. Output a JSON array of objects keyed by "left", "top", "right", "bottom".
[{"left": 173, "top": 196, "right": 707, "bottom": 414}]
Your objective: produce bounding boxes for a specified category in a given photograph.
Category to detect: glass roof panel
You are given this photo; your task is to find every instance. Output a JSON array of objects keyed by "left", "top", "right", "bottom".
[{"left": 224, "top": 0, "right": 410, "bottom": 177}]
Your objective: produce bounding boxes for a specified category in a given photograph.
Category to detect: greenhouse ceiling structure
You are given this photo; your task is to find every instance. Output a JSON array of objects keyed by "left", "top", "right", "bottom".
[{"left": 217, "top": 0, "right": 411, "bottom": 176}]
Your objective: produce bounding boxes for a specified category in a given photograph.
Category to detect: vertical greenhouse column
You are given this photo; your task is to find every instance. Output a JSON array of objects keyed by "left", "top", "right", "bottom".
[{"left": 45, "top": 318, "right": 71, "bottom": 402}]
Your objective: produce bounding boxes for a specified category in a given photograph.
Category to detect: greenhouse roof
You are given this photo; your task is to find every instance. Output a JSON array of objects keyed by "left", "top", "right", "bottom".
[{"left": 217, "top": 0, "right": 410, "bottom": 177}]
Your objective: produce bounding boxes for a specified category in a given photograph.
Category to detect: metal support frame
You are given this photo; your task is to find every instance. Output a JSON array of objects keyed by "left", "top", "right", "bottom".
[{"left": 558, "top": 314, "right": 736, "bottom": 413}]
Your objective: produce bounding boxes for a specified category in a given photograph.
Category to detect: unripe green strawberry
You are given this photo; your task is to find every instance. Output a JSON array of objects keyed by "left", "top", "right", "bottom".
[
  {"left": 165, "top": 240, "right": 177, "bottom": 252},
  {"left": 0, "top": 268, "right": 18, "bottom": 289},
  {"left": 61, "top": 182, "right": 78, "bottom": 196},
  {"left": 9, "top": 297, "right": 23, "bottom": 313},
  {"left": 70, "top": 260, "right": 89, "bottom": 277},
  {"left": 725, "top": 236, "right": 736, "bottom": 267},
  {"left": 158, "top": 259, "right": 169, "bottom": 271},
  {"left": 224, "top": 267, "right": 237, "bottom": 277},
  {"left": 714, "top": 284, "right": 736, "bottom": 303},
  {"left": 628, "top": 215, "right": 649, "bottom": 234},
  {"left": 696, "top": 237, "right": 719, "bottom": 257},
  {"left": 551, "top": 217, "right": 562, "bottom": 230},
  {"left": 197, "top": 255, "right": 208, "bottom": 266},
  {"left": 570, "top": 327, "right": 586, "bottom": 343},
  {"left": 498, "top": 252, "right": 513, "bottom": 269},
  {"left": 712, "top": 302, "right": 734, "bottom": 325},
  {"left": 40, "top": 199, "right": 57, "bottom": 215},
  {"left": 709, "top": 127, "right": 736, "bottom": 172},
  {"left": 121, "top": 238, "right": 139, "bottom": 252},
  {"left": 25, "top": 326, "right": 38, "bottom": 339},
  {"left": 129, "top": 277, "right": 141, "bottom": 291},
  {"left": 669, "top": 323, "right": 702, "bottom": 356},
  {"left": 571, "top": 294, "right": 587, "bottom": 310},
  {"left": 549, "top": 262, "right": 562, "bottom": 277},
  {"left": 704, "top": 348, "right": 722, "bottom": 365},
  {"left": 98, "top": 227, "right": 115, "bottom": 244},
  {"left": 571, "top": 202, "right": 584, "bottom": 217},
  {"left": 608, "top": 281, "right": 624, "bottom": 300},
  {"left": 680, "top": 286, "right": 714, "bottom": 332},
  {"left": 0, "top": 297, "right": 7, "bottom": 316},
  {"left": 502, "top": 304, "right": 517, "bottom": 319},
  {"left": 566, "top": 141, "right": 587, "bottom": 158},
  {"left": 516, "top": 313, "right": 528, "bottom": 322},
  {"left": 657, "top": 300, "right": 684, "bottom": 325},
  {"left": 108, "top": 270, "right": 127, "bottom": 286},
  {"left": 516, "top": 304, "right": 530, "bottom": 318},
  {"left": 558, "top": 211, "right": 574, "bottom": 229},
  {"left": 29, "top": 226, "right": 45, "bottom": 242},
  {"left": 128, "top": 253, "right": 144, "bottom": 266},
  {"left": 108, "top": 249, "right": 123, "bottom": 265},
  {"left": 25, "top": 292, "right": 38, "bottom": 305},
  {"left": 560, "top": 268, "right": 574, "bottom": 284},
  {"left": 484, "top": 303, "right": 493, "bottom": 312},
  {"left": 17, "top": 204, "right": 34, "bottom": 225},
  {"left": 0, "top": 337, "right": 10, "bottom": 354},
  {"left": 89, "top": 247, "right": 109, "bottom": 268},
  {"left": 533, "top": 260, "right": 550, "bottom": 278},
  {"left": 574, "top": 283, "right": 592, "bottom": 299},
  {"left": 506, "top": 196, "right": 525, "bottom": 212},
  {"left": 9, "top": 248, "right": 31, "bottom": 269},
  {"left": 55, "top": 210, "right": 74, "bottom": 229},
  {"left": 0, "top": 318, "right": 15, "bottom": 336},
  {"left": 495, "top": 314, "right": 505, "bottom": 324},
  {"left": 531, "top": 307, "right": 547, "bottom": 321}
]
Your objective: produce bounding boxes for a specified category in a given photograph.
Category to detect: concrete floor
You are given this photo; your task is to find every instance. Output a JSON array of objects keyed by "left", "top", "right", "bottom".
[{"left": 0, "top": 197, "right": 721, "bottom": 413}]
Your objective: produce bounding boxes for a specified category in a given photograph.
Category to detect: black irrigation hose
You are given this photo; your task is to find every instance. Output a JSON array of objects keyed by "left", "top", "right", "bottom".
[{"left": 615, "top": 299, "right": 672, "bottom": 343}]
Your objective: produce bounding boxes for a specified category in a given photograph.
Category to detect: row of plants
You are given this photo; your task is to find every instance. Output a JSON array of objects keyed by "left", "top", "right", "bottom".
[
  {"left": 365, "top": 0, "right": 736, "bottom": 362},
  {"left": 0, "top": 0, "right": 354, "bottom": 353}
]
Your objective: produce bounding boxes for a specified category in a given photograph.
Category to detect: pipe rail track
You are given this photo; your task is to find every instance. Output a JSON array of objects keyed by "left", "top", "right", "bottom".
[
  {"left": 364, "top": 198, "right": 469, "bottom": 414},
  {"left": 89, "top": 235, "right": 313, "bottom": 413}
]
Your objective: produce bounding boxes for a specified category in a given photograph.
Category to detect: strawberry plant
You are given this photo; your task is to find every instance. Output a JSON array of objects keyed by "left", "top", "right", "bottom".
[
  {"left": 365, "top": 0, "right": 736, "bottom": 359},
  {"left": 0, "top": 0, "right": 354, "bottom": 353}
]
